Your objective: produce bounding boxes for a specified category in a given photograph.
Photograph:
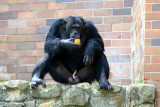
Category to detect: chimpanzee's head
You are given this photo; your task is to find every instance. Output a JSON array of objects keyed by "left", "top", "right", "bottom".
[{"left": 62, "top": 16, "right": 86, "bottom": 39}]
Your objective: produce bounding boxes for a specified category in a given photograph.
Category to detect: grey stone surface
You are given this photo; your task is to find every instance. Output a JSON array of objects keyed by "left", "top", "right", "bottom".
[
  {"left": 111, "top": 83, "right": 122, "bottom": 92},
  {"left": 5, "top": 102, "right": 24, "bottom": 107},
  {"left": 126, "top": 84, "right": 155, "bottom": 107},
  {"left": 38, "top": 100, "right": 62, "bottom": 107},
  {"left": 4, "top": 90, "right": 26, "bottom": 102},
  {"left": 74, "top": 82, "right": 91, "bottom": 91},
  {"left": 24, "top": 101, "right": 35, "bottom": 107},
  {"left": 140, "top": 84, "right": 155, "bottom": 103},
  {"left": 31, "top": 83, "right": 62, "bottom": 98},
  {"left": 90, "top": 97, "right": 122, "bottom": 107},
  {"left": 0, "top": 81, "right": 156, "bottom": 107},
  {"left": 0, "top": 83, "right": 6, "bottom": 100},
  {"left": 0, "top": 102, "right": 6, "bottom": 107},
  {"left": 4, "top": 80, "right": 29, "bottom": 90},
  {"left": 38, "top": 101, "right": 55, "bottom": 107},
  {"left": 91, "top": 83, "right": 122, "bottom": 97},
  {"left": 138, "top": 104, "right": 154, "bottom": 107},
  {"left": 62, "top": 87, "right": 89, "bottom": 106}
]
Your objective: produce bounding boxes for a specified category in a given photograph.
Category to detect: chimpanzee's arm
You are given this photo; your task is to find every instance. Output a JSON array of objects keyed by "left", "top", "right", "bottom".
[
  {"left": 44, "top": 19, "right": 80, "bottom": 57},
  {"left": 31, "top": 19, "right": 82, "bottom": 88},
  {"left": 44, "top": 19, "right": 63, "bottom": 57},
  {"left": 31, "top": 19, "right": 63, "bottom": 88},
  {"left": 83, "top": 21, "right": 104, "bottom": 65}
]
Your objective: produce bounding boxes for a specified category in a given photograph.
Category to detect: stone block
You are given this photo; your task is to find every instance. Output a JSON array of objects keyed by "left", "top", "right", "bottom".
[
  {"left": 4, "top": 90, "right": 26, "bottom": 102},
  {"left": 5, "top": 102, "right": 24, "bottom": 107},
  {"left": 31, "top": 83, "right": 62, "bottom": 98},
  {"left": 24, "top": 101, "right": 35, "bottom": 107},
  {"left": 90, "top": 96, "right": 122, "bottom": 107},
  {"left": 4, "top": 80, "right": 29, "bottom": 90},
  {"left": 126, "top": 84, "right": 155, "bottom": 107},
  {"left": 62, "top": 87, "right": 89, "bottom": 106}
]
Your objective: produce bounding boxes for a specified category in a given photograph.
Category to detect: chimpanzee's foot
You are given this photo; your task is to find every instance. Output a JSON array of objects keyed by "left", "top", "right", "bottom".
[
  {"left": 31, "top": 76, "right": 46, "bottom": 88},
  {"left": 68, "top": 76, "right": 81, "bottom": 84},
  {"left": 68, "top": 76, "right": 75, "bottom": 84},
  {"left": 98, "top": 80, "right": 113, "bottom": 90},
  {"left": 74, "top": 76, "right": 81, "bottom": 84}
]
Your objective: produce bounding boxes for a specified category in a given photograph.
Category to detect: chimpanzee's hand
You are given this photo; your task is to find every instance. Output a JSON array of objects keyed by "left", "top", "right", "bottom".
[
  {"left": 83, "top": 54, "right": 94, "bottom": 65},
  {"left": 60, "top": 39, "right": 81, "bottom": 50},
  {"left": 31, "top": 76, "right": 46, "bottom": 88}
]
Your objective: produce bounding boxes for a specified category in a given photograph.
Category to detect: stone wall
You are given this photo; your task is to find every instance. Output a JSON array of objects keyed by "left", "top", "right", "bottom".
[{"left": 0, "top": 80, "right": 155, "bottom": 107}]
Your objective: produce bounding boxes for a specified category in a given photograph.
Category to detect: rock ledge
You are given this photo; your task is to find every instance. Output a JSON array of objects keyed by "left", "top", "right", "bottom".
[{"left": 0, "top": 80, "right": 155, "bottom": 107}]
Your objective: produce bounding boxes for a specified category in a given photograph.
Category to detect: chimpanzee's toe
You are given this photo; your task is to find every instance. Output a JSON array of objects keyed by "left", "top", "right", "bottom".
[
  {"left": 68, "top": 77, "right": 75, "bottom": 84},
  {"left": 74, "top": 76, "right": 81, "bottom": 84},
  {"left": 98, "top": 81, "right": 113, "bottom": 91}
]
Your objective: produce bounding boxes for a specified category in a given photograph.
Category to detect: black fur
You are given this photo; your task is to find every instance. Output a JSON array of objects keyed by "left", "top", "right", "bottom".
[{"left": 31, "top": 16, "right": 112, "bottom": 90}]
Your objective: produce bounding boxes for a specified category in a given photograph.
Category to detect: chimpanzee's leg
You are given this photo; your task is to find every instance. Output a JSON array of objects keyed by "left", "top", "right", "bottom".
[
  {"left": 49, "top": 60, "right": 75, "bottom": 84},
  {"left": 31, "top": 53, "right": 50, "bottom": 88},
  {"left": 95, "top": 53, "right": 112, "bottom": 90},
  {"left": 75, "top": 65, "right": 95, "bottom": 83},
  {"left": 75, "top": 53, "right": 112, "bottom": 90}
]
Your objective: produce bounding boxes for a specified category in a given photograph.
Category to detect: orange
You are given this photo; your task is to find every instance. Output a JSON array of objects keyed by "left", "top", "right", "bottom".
[{"left": 74, "top": 39, "right": 80, "bottom": 43}]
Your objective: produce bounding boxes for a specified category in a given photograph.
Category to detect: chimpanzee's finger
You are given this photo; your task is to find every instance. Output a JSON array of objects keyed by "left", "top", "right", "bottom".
[
  {"left": 91, "top": 57, "right": 94, "bottom": 64},
  {"left": 84, "top": 55, "right": 88, "bottom": 65},
  {"left": 31, "top": 82, "right": 37, "bottom": 89},
  {"left": 97, "top": 85, "right": 101, "bottom": 91},
  {"left": 69, "top": 38, "right": 75, "bottom": 42},
  {"left": 89, "top": 57, "right": 92, "bottom": 65},
  {"left": 41, "top": 80, "right": 46, "bottom": 87},
  {"left": 83, "top": 56, "right": 87, "bottom": 64}
]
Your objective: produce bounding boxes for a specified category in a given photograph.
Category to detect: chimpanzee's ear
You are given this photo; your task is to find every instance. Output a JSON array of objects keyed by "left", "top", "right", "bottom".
[{"left": 62, "top": 18, "right": 66, "bottom": 24}]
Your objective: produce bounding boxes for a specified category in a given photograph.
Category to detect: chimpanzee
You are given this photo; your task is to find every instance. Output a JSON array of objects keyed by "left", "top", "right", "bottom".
[{"left": 31, "top": 16, "right": 112, "bottom": 90}]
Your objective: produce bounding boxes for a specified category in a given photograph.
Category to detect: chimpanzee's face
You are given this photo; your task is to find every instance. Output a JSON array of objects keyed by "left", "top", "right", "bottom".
[{"left": 62, "top": 16, "right": 86, "bottom": 39}]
